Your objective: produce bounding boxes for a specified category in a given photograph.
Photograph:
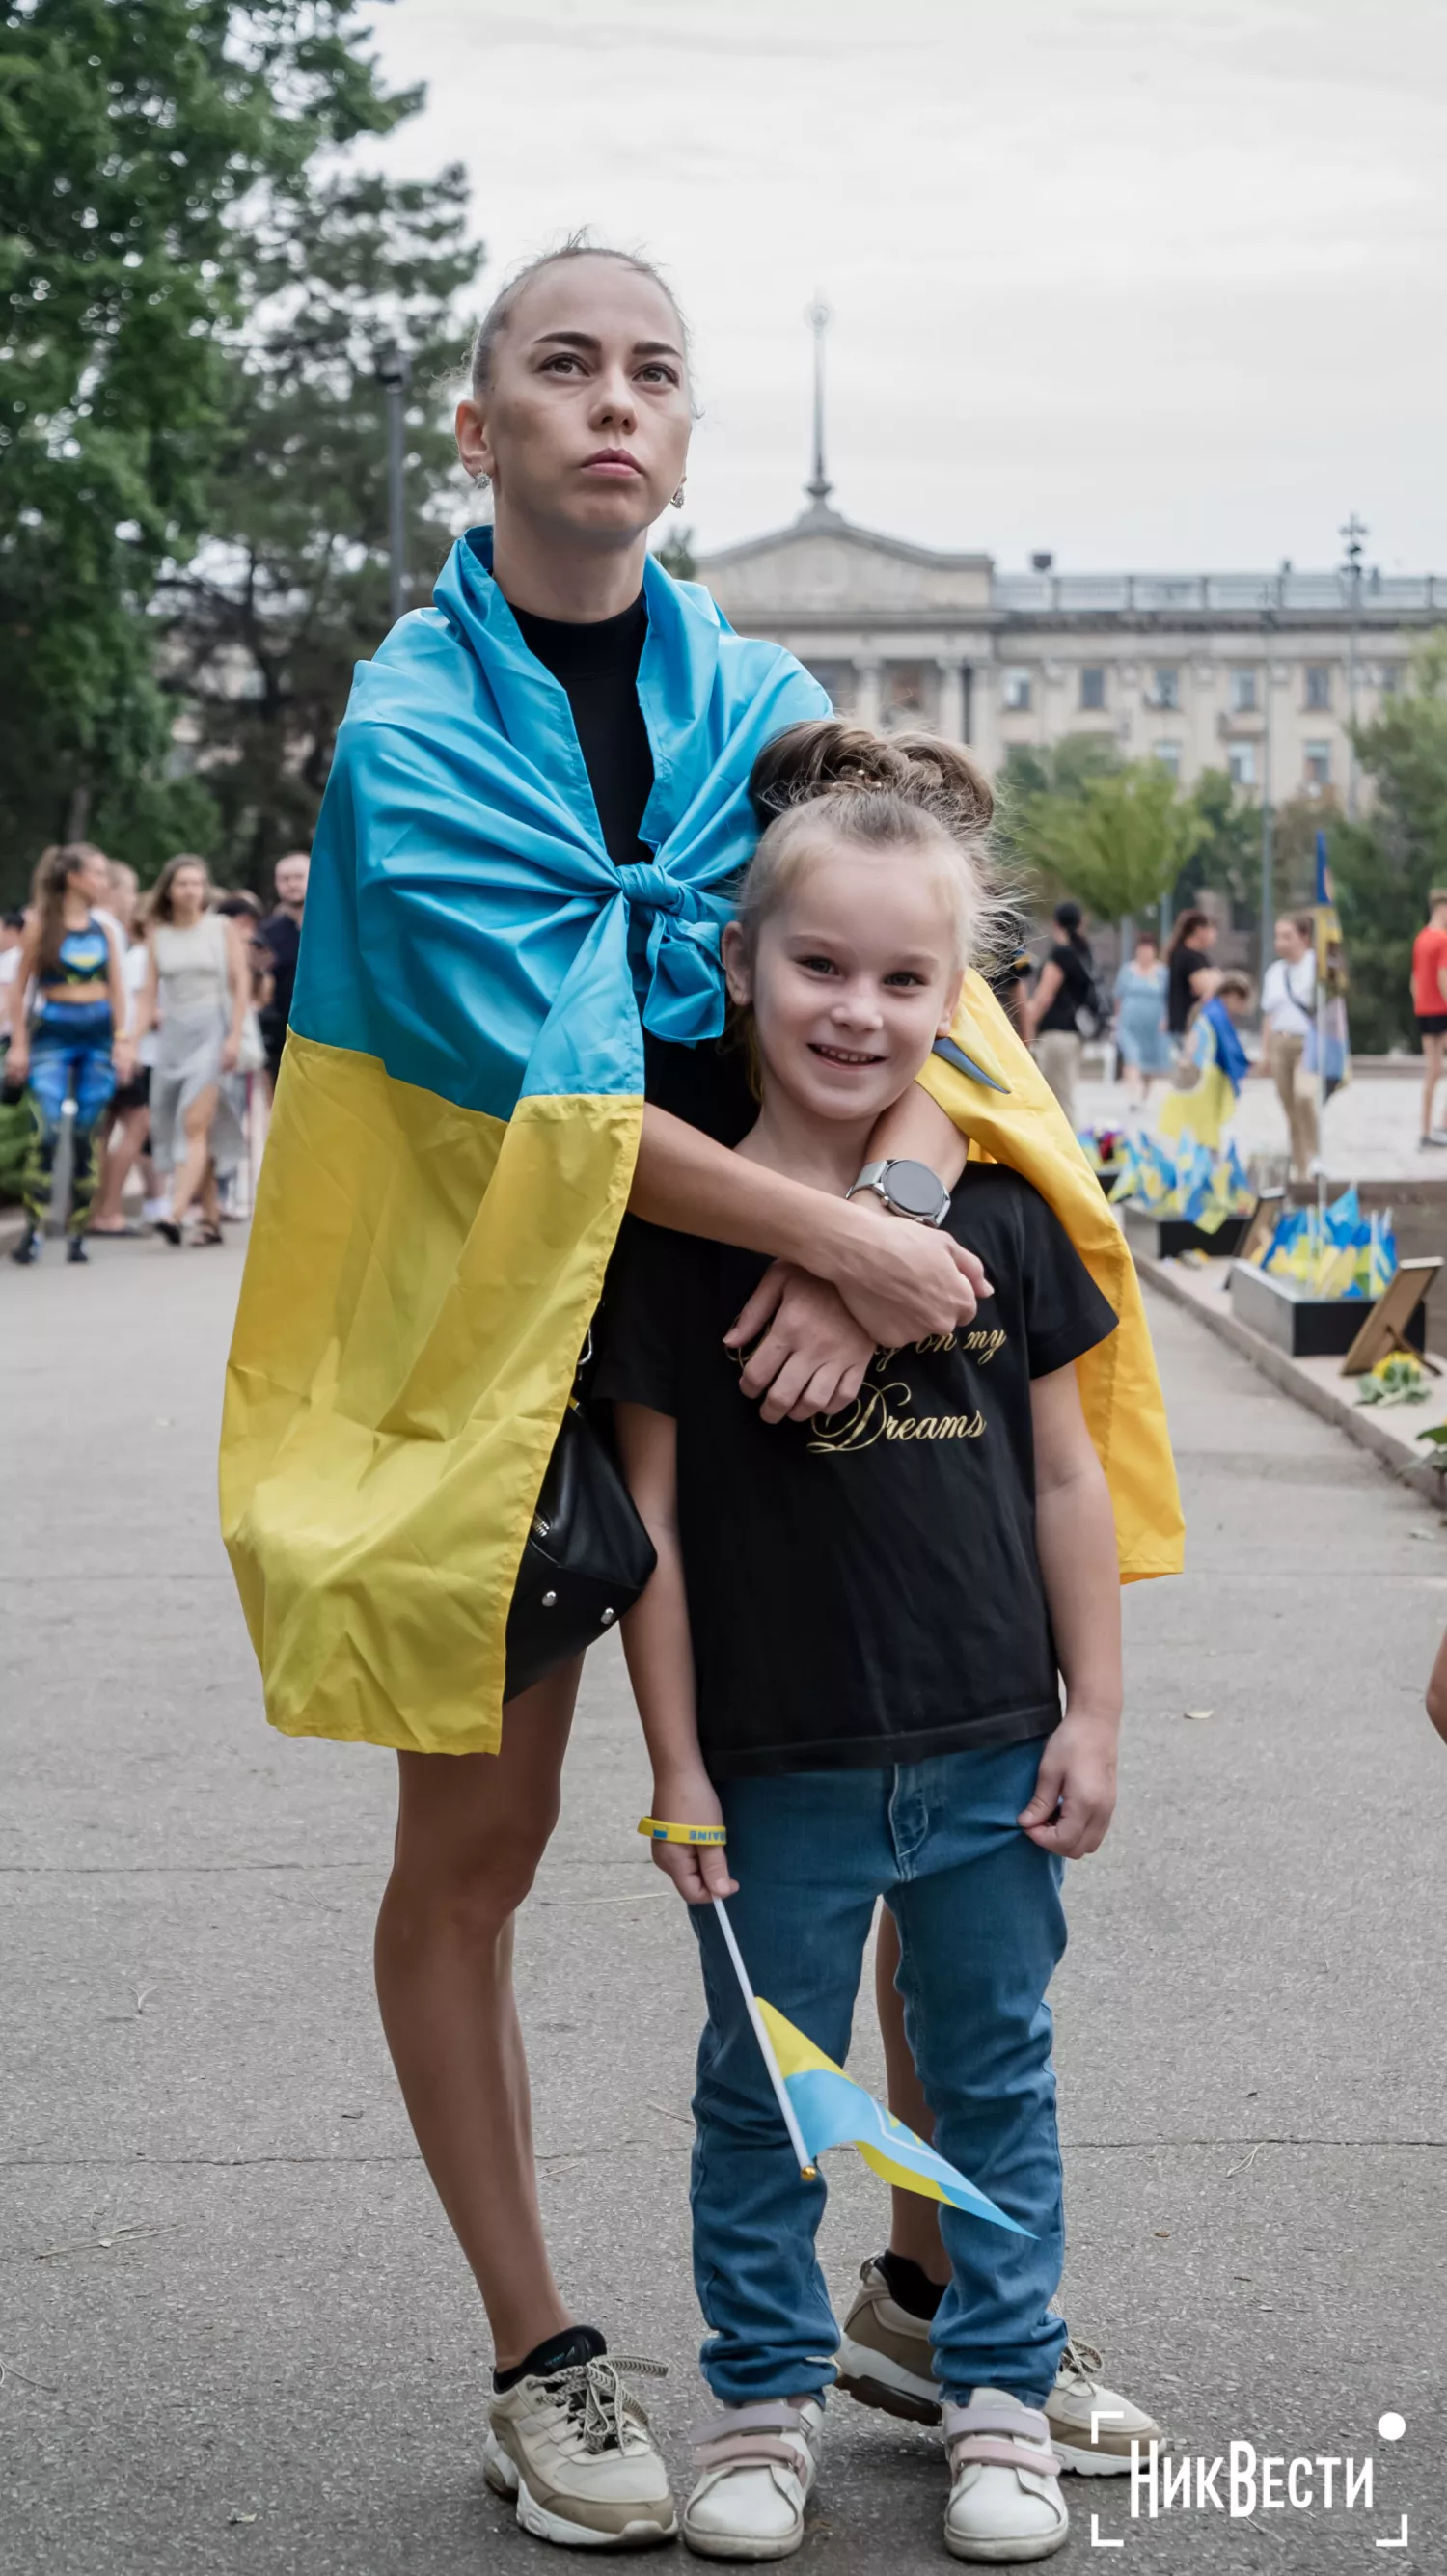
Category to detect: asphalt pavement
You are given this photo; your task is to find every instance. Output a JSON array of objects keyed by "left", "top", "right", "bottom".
[{"left": 3, "top": 1232, "right": 1444, "bottom": 2575}]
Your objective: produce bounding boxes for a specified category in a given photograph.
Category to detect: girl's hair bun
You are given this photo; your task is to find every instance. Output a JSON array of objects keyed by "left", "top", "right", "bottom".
[{"left": 750, "top": 718, "right": 994, "bottom": 836}]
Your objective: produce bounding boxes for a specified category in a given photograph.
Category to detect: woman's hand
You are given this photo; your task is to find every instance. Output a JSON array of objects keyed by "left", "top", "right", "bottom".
[
  {"left": 112, "top": 1036, "right": 135, "bottom": 1083},
  {"left": 648, "top": 1771, "right": 737, "bottom": 1905},
  {"left": 220, "top": 1032, "right": 240, "bottom": 1074},
  {"left": 7, "top": 1037, "right": 29, "bottom": 1084},
  {"left": 725, "top": 1265, "right": 877, "bottom": 1424},
  {"left": 1018, "top": 1709, "right": 1119, "bottom": 1858},
  {"left": 817, "top": 1198, "right": 991, "bottom": 1348}
]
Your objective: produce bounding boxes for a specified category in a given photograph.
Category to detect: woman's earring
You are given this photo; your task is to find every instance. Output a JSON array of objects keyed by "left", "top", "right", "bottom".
[
  {"left": 475, "top": 470, "right": 490, "bottom": 488},
  {"left": 671, "top": 484, "right": 686, "bottom": 509}
]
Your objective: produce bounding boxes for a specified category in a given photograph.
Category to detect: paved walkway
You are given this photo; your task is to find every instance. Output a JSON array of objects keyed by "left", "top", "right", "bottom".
[
  {"left": 2, "top": 1235, "right": 1444, "bottom": 2574},
  {"left": 1078, "top": 1057, "right": 1435, "bottom": 1183}
]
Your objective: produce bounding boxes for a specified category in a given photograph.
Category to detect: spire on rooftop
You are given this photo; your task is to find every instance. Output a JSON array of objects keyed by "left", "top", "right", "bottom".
[{"left": 805, "top": 297, "right": 833, "bottom": 508}]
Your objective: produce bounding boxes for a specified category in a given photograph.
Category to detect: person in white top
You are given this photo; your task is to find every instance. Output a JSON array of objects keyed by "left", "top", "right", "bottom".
[{"left": 1259, "top": 912, "right": 1318, "bottom": 1179}]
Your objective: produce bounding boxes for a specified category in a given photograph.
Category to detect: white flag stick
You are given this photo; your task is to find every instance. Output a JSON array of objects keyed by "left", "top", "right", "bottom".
[{"left": 710, "top": 1895, "right": 817, "bottom": 2179}]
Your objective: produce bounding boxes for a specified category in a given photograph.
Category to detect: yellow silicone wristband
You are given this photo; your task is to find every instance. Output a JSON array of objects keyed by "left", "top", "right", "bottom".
[{"left": 638, "top": 1816, "right": 728, "bottom": 1847}]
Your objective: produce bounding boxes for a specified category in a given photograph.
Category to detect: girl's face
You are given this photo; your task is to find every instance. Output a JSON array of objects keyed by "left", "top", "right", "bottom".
[
  {"left": 724, "top": 843, "right": 963, "bottom": 1131},
  {"left": 457, "top": 257, "right": 692, "bottom": 546},
  {"left": 77, "top": 850, "right": 111, "bottom": 908},
  {"left": 170, "top": 866, "right": 208, "bottom": 920}
]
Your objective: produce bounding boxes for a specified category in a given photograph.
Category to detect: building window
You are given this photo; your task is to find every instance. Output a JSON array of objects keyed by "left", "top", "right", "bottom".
[
  {"left": 1079, "top": 666, "right": 1106, "bottom": 711},
  {"left": 1228, "top": 742, "right": 1258, "bottom": 789},
  {"left": 1002, "top": 666, "right": 1032, "bottom": 712},
  {"left": 1229, "top": 667, "right": 1259, "bottom": 713},
  {"left": 1304, "top": 740, "right": 1331, "bottom": 790},
  {"left": 882, "top": 662, "right": 937, "bottom": 730},
  {"left": 1153, "top": 741, "right": 1182, "bottom": 781},
  {"left": 1378, "top": 663, "right": 1403, "bottom": 696},
  {"left": 1149, "top": 666, "right": 1180, "bottom": 710},
  {"left": 1304, "top": 663, "right": 1332, "bottom": 711}
]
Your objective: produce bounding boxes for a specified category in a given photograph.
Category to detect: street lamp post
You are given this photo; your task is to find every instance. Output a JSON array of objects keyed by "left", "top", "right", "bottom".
[
  {"left": 1259, "top": 596, "right": 1275, "bottom": 986},
  {"left": 1340, "top": 511, "right": 1367, "bottom": 821},
  {"left": 377, "top": 341, "right": 413, "bottom": 626}
]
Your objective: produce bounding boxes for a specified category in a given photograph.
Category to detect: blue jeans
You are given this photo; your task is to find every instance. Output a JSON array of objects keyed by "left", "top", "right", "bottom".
[
  {"left": 689, "top": 1740, "right": 1068, "bottom": 2410},
  {"left": 23, "top": 1021, "right": 116, "bottom": 1233}
]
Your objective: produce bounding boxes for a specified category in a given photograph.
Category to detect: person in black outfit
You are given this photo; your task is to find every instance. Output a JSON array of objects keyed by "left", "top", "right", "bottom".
[
  {"left": 1025, "top": 898, "right": 1096, "bottom": 1130},
  {"left": 256, "top": 849, "right": 310, "bottom": 1092},
  {"left": 1164, "top": 905, "right": 1218, "bottom": 1038}
]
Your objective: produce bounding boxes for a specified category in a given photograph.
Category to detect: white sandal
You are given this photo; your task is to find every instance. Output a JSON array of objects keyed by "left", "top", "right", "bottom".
[
  {"left": 942, "top": 2391, "right": 1070, "bottom": 2563},
  {"left": 682, "top": 2397, "right": 823, "bottom": 2562}
]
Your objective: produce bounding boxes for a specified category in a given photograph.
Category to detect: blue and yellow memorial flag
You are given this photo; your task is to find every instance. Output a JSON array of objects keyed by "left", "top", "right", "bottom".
[
  {"left": 755, "top": 2001, "right": 1028, "bottom": 2234},
  {"left": 1156, "top": 997, "right": 1249, "bottom": 1155},
  {"left": 1307, "top": 828, "right": 1352, "bottom": 1088},
  {"left": 220, "top": 533, "right": 1184, "bottom": 1762}
]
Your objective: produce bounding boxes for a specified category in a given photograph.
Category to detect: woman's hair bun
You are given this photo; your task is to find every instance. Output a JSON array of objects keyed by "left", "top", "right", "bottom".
[{"left": 750, "top": 718, "right": 994, "bottom": 836}]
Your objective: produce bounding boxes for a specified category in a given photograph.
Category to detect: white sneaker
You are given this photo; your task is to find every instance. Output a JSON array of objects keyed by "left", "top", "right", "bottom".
[
  {"left": 484, "top": 2350, "right": 676, "bottom": 2548},
  {"left": 943, "top": 2391, "right": 1069, "bottom": 2564},
  {"left": 682, "top": 2397, "right": 824, "bottom": 2562}
]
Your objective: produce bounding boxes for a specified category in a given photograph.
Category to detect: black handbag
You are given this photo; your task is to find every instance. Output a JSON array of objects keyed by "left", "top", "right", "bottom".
[{"left": 503, "top": 1340, "right": 658, "bottom": 1703}]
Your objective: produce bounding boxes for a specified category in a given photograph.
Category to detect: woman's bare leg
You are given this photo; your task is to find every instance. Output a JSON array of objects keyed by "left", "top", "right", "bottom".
[
  {"left": 170, "top": 1085, "right": 216, "bottom": 1223},
  {"left": 374, "top": 1658, "right": 583, "bottom": 2369},
  {"left": 92, "top": 1105, "right": 150, "bottom": 1228},
  {"left": 875, "top": 1904, "right": 949, "bottom": 2283}
]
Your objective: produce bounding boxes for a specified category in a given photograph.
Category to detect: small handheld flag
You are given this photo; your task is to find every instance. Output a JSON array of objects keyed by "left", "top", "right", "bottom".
[{"left": 709, "top": 1897, "right": 1029, "bottom": 2235}]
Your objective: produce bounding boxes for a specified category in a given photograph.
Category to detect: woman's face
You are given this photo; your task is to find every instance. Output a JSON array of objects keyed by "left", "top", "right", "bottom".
[
  {"left": 1198, "top": 918, "right": 1218, "bottom": 950},
  {"left": 169, "top": 866, "right": 208, "bottom": 921},
  {"left": 723, "top": 843, "right": 963, "bottom": 1133},
  {"left": 78, "top": 850, "right": 111, "bottom": 908},
  {"left": 457, "top": 256, "right": 692, "bottom": 547},
  {"left": 1274, "top": 917, "right": 1309, "bottom": 961},
  {"left": 1134, "top": 938, "right": 1159, "bottom": 968}
]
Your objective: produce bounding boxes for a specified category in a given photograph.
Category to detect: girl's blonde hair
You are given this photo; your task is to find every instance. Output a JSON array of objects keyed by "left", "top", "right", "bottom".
[{"left": 738, "top": 719, "right": 1003, "bottom": 973}]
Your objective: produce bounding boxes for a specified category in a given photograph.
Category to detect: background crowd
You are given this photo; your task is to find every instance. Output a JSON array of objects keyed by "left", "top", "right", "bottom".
[{"left": 1, "top": 845, "right": 308, "bottom": 1260}]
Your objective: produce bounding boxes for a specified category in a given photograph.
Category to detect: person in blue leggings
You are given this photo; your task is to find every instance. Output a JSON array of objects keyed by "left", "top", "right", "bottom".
[{"left": 6, "top": 845, "right": 132, "bottom": 1264}]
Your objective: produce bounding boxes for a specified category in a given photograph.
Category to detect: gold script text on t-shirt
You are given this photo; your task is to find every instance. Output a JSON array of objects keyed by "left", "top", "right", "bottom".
[{"left": 805, "top": 1324, "right": 1007, "bottom": 1457}]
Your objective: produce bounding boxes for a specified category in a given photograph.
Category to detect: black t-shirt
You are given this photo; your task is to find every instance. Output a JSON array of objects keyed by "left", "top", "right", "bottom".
[
  {"left": 594, "top": 1163, "right": 1118, "bottom": 1779},
  {"left": 258, "top": 910, "right": 302, "bottom": 1039},
  {"left": 1168, "top": 944, "right": 1211, "bottom": 1036},
  {"left": 509, "top": 590, "right": 752, "bottom": 1144},
  {"left": 1036, "top": 941, "right": 1094, "bottom": 1036}
]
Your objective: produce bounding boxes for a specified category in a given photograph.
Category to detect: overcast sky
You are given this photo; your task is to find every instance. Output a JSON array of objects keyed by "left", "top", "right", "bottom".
[{"left": 364, "top": 0, "right": 1447, "bottom": 574}]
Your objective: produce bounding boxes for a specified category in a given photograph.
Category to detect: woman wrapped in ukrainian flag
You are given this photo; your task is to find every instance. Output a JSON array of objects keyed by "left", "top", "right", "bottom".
[{"left": 220, "top": 241, "right": 1183, "bottom": 2547}]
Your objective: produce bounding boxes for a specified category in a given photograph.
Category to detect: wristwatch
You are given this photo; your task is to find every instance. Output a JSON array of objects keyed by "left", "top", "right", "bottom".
[{"left": 846, "top": 1157, "right": 951, "bottom": 1227}]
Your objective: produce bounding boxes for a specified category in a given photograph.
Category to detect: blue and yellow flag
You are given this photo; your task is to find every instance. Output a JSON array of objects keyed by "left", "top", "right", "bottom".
[
  {"left": 755, "top": 2001, "right": 1028, "bottom": 2234},
  {"left": 220, "top": 533, "right": 1184, "bottom": 1760}
]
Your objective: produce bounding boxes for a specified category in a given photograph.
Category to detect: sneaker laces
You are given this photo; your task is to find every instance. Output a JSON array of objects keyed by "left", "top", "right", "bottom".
[
  {"left": 543, "top": 2353, "right": 667, "bottom": 2457},
  {"left": 1056, "top": 2335, "right": 1105, "bottom": 2391}
]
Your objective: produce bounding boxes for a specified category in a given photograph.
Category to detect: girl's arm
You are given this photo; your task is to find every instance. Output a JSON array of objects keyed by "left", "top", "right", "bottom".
[
  {"left": 614, "top": 1400, "right": 737, "bottom": 1905},
  {"left": 6, "top": 925, "right": 40, "bottom": 1071},
  {"left": 1018, "top": 1360, "right": 1123, "bottom": 1858}
]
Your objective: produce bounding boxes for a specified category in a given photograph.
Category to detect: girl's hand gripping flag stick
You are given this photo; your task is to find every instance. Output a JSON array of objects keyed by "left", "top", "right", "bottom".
[{"left": 710, "top": 1894, "right": 819, "bottom": 2180}]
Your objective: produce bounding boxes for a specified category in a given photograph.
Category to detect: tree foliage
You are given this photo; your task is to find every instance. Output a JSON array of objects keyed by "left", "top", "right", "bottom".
[
  {"left": 1328, "top": 636, "right": 1447, "bottom": 1050},
  {"left": 1005, "top": 754, "right": 1204, "bottom": 925},
  {"left": 159, "top": 160, "right": 481, "bottom": 886},
  {"left": 0, "top": 0, "right": 420, "bottom": 896}
]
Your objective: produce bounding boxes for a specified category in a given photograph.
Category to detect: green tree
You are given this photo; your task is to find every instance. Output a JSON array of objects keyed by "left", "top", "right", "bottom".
[
  {"left": 1327, "top": 636, "right": 1447, "bottom": 1050},
  {"left": 1008, "top": 757, "right": 1204, "bottom": 924},
  {"left": 0, "top": 0, "right": 417, "bottom": 897},
  {"left": 159, "top": 161, "right": 481, "bottom": 886},
  {"left": 654, "top": 523, "right": 697, "bottom": 583}
]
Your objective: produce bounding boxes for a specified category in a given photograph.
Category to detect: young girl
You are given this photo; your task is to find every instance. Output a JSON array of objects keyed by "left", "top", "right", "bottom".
[
  {"left": 599, "top": 724, "right": 1124, "bottom": 2565},
  {"left": 6, "top": 843, "right": 132, "bottom": 1264}
]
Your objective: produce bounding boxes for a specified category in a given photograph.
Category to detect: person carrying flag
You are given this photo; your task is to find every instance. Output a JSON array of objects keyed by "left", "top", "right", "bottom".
[{"left": 602, "top": 719, "right": 1149, "bottom": 2564}]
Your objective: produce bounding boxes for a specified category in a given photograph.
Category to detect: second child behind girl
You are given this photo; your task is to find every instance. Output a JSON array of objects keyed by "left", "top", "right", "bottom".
[{"left": 597, "top": 723, "right": 1125, "bottom": 2566}]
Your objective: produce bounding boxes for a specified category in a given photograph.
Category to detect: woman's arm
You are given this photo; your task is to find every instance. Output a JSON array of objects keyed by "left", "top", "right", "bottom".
[
  {"left": 1017, "top": 1360, "right": 1123, "bottom": 1858},
  {"left": 220, "top": 922, "right": 248, "bottom": 1072},
  {"left": 105, "top": 924, "right": 133, "bottom": 1078},
  {"left": 1024, "top": 958, "right": 1062, "bottom": 1043},
  {"left": 614, "top": 1401, "right": 736, "bottom": 1904},
  {"left": 6, "top": 925, "right": 40, "bottom": 1071},
  {"left": 130, "top": 938, "right": 158, "bottom": 1049}
]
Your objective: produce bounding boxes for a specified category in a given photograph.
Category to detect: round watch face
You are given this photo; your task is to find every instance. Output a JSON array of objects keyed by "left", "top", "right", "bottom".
[{"left": 886, "top": 1159, "right": 947, "bottom": 1219}]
